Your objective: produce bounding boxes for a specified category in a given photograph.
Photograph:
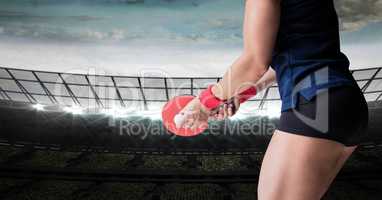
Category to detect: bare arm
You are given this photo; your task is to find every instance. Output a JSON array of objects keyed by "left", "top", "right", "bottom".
[
  {"left": 212, "top": 0, "right": 280, "bottom": 100},
  {"left": 254, "top": 67, "right": 277, "bottom": 93},
  {"left": 177, "top": 0, "right": 280, "bottom": 129}
]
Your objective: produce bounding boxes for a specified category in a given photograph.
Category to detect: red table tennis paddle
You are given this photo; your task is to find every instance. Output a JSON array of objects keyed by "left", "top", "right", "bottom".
[
  {"left": 162, "top": 95, "right": 208, "bottom": 137},
  {"left": 161, "top": 85, "right": 257, "bottom": 137}
]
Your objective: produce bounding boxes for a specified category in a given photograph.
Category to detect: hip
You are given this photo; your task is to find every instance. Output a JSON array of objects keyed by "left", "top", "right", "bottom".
[{"left": 277, "top": 85, "right": 369, "bottom": 146}]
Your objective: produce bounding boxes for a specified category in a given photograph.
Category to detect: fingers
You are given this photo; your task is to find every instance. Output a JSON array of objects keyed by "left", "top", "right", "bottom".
[
  {"left": 217, "top": 106, "right": 225, "bottom": 120},
  {"left": 176, "top": 110, "right": 195, "bottom": 128},
  {"left": 209, "top": 102, "right": 236, "bottom": 121},
  {"left": 228, "top": 103, "right": 233, "bottom": 116},
  {"left": 178, "top": 98, "right": 239, "bottom": 129},
  {"left": 188, "top": 112, "right": 206, "bottom": 131},
  {"left": 223, "top": 103, "right": 228, "bottom": 118},
  {"left": 175, "top": 97, "right": 211, "bottom": 130},
  {"left": 174, "top": 112, "right": 187, "bottom": 128},
  {"left": 191, "top": 119, "right": 201, "bottom": 131},
  {"left": 185, "top": 110, "right": 198, "bottom": 128},
  {"left": 185, "top": 117, "right": 195, "bottom": 128}
]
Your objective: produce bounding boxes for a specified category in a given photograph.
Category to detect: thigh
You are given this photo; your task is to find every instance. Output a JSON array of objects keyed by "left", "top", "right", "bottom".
[{"left": 257, "top": 130, "right": 355, "bottom": 200}]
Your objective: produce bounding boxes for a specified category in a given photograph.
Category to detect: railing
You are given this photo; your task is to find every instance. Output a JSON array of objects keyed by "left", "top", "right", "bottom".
[{"left": 0, "top": 66, "right": 381, "bottom": 112}]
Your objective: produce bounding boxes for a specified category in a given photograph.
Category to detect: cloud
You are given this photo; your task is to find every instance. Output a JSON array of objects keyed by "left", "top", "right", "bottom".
[{"left": 335, "top": 0, "right": 382, "bottom": 31}]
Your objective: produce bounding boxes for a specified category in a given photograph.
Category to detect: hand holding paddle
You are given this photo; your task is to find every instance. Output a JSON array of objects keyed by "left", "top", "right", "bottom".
[{"left": 162, "top": 84, "right": 257, "bottom": 137}]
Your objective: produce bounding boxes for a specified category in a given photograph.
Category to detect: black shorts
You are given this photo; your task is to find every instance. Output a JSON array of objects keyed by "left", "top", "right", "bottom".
[{"left": 277, "top": 85, "right": 369, "bottom": 146}]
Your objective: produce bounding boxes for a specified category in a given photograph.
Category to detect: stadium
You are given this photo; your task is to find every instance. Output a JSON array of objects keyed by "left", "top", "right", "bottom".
[
  {"left": 0, "top": 66, "right": 382, "bottom": 199},
  {"left": 1, "top": 0, "right": 382, "bottom": 199}
]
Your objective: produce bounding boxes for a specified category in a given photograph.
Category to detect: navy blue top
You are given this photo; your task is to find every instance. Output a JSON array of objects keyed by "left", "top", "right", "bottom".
[{"left": 270, "top": 0, "right": 357, "bottom": 111}]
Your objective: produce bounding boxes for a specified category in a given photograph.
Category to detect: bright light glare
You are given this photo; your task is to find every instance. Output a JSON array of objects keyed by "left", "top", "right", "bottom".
[
  {"left": 257, "top": 109, "right": 281, "bottom": 118},
  {"left": 101, "top": 108, "right": 128, "bottom": 118},
  {"left": 63, "top": 106, "right": 83, "bottom": 115},
  {"left": 101, "top": 106, "right": 162, "bottom": 119},
  {"left": 136, "top": 110, "right": 162, "bottom": 120},
  {"left": 230, "top": 108, "right": 281, "bottom": 120},
  {"left": 29, "top": 103, "right": 280, "bottom": 120},
  {"left": 32, "top": 103, "right": 45, "bottom": 111}
]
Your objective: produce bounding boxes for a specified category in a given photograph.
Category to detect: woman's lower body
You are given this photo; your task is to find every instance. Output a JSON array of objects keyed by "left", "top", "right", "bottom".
[{"left": 257, "top": 84, "right": 369, "bottom": 200}]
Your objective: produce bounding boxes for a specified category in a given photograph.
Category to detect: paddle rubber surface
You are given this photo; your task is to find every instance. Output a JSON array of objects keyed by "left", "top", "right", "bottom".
[{"left": 162, "top": 96, "right": 208, "bottom": 137}]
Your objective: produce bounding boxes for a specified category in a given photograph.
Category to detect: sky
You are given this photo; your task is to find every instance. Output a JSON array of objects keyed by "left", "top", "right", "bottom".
[{"left": 0, "top": 0, "right": 382, "bottom": 77}]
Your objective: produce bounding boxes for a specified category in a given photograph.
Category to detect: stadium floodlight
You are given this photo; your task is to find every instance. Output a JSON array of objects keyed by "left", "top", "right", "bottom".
[
  {"left": 63, "top": 105, "right": 84, "bottom": 115},
  {"left": 32, "top": 103, "right": 45, "bottom": 111}
]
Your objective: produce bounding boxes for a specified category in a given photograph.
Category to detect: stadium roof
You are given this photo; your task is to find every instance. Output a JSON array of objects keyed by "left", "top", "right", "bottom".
[{"left": 0, "top": 66, "right": 381, "bottom": 116}]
